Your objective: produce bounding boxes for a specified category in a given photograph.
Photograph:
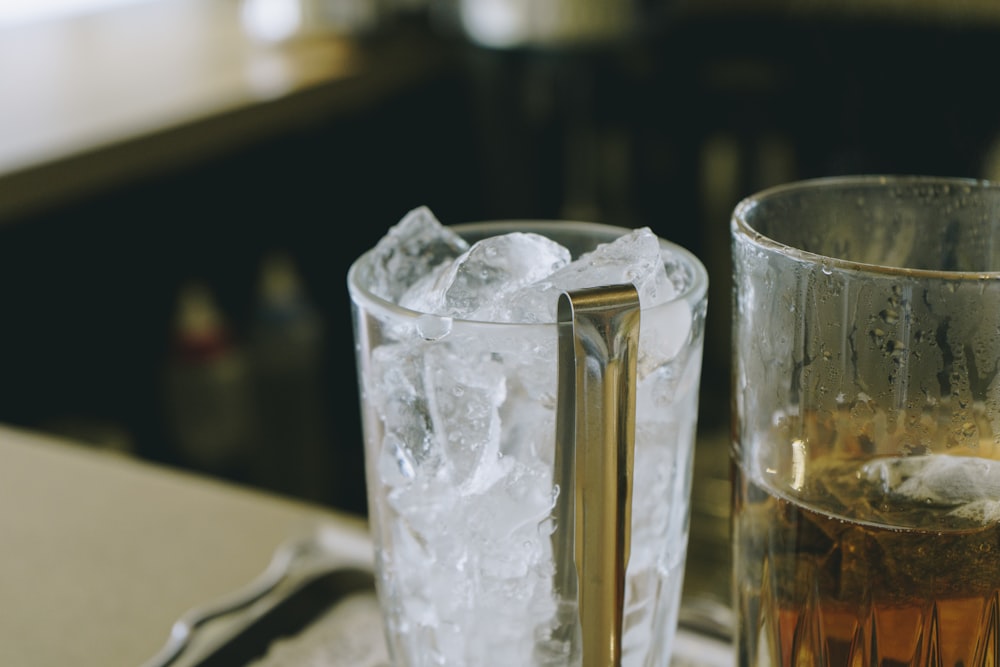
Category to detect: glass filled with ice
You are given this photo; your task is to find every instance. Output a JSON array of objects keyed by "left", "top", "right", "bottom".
[
  {"left": 731, "top": 176, "right": 1000, "bottom": 667},
  {"left": 348, "top": 208, "right": 708, "bottom": 666}
]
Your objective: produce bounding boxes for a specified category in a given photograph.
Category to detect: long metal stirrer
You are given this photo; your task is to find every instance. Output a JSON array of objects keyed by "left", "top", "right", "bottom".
[{"left": 554, "top": 284, "right": 640, "bottom": 667}]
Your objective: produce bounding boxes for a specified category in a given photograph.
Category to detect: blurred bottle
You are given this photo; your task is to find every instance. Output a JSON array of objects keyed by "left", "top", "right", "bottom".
[
  {"left": 248, "top": 251, "right": 332, "bottom": 503},
  {"left": 163, "top": 281, "right": 257, "bottom": 478}
]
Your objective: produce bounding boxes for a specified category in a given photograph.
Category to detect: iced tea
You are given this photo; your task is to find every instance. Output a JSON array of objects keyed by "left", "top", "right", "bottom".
[
  {"left": 730, "top": 176, "right": 1000, "bottom": 667},
  {"left": 734, "top": 421, "right": 1000, "bottom": 667}
]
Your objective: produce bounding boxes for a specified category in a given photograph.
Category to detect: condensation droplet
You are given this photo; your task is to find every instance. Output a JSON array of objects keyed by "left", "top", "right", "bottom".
[
  {"left": 393, "top": 441, "right": 416, "bottom": 480},
  {"left": 416, "top": 314, "right": 453, "bottom": 340}
]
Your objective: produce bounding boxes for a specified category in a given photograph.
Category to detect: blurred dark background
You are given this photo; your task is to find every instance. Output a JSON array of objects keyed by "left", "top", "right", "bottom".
[{"left": 1, "top": 0, "right": 999, "bottom": 521}]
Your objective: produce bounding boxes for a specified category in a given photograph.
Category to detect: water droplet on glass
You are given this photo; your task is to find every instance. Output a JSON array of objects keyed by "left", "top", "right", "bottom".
[
  {"left": 416, "top": 314, "right": 453, "bottom": 340},
  {"left": 393, "top": 441, "right": 416, "bottom": 480}
]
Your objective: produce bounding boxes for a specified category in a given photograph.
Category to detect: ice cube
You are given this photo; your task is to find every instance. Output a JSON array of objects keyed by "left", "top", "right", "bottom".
[
  {"left": 950, "top": 498, "right": 1000, "bottom": 524},
  {"left": 861, "top": 454, "right": 1000, "bottom": 508},
  {"left": 423, "top": 344, "right": 507, "bottom": 491},
  {"left": 400, "top": 232, "right": 571, "bottom": 320},
  {"left": 469, "top": 459, "right": 556, "bottom": 579},
  {"left": 507, "top": 227, "right": 675, "bottom": 323},
  {"left": 369, "top": 206, "right": 469, "bottom": 303},
  {"left": 370, "top": 344, "right": 441, "bottom": 482},
  {"left": 636, "top": 298, "right": 693, "bottom": 377},
  {"left": 498, "top": 384, "right": 557, "bottom": 463}
]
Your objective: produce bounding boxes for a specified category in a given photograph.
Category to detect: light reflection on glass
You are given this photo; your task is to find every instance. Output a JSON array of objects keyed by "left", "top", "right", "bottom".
[{"left": 791, "top": 438, "right": 807, "bottom": 491}]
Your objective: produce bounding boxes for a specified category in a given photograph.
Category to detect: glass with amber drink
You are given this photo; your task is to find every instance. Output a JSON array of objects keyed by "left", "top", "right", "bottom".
[{"left": 731, "top": 176, "right": 1000, "bottom": 667}]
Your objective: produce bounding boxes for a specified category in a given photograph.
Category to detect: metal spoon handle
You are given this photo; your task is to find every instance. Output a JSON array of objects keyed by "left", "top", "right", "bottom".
[{"left": 556, "top": 284, "right": 640, "bottom": 667}]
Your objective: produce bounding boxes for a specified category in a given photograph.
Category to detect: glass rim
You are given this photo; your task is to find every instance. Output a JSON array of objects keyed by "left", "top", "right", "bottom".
[
  {"left": 347, "top": 219, "right": 709, "bottom": 328},
  {"left": 732, "top": 174, "right": 1000, "bottom": 280}
]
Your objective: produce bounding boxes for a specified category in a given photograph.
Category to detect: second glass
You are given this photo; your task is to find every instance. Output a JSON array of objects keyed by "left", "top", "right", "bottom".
[{"left": 731, "top": 176, "right": 1000, "bottom": 667}]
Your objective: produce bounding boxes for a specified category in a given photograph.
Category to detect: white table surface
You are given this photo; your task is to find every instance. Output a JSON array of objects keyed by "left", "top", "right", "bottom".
[{"left": 0, "top": 423, "right": 371, "bottom": 667}]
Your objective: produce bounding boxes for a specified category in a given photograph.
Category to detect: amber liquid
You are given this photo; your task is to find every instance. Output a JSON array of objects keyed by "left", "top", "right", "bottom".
[{"left": 733, "top": 450, "right": 1000, "bottom": 667}]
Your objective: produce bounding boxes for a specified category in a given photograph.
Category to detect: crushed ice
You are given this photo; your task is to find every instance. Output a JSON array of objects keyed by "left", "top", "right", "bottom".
[{"left": 861, "top": 454, "right": 1000, "bottom": 523}]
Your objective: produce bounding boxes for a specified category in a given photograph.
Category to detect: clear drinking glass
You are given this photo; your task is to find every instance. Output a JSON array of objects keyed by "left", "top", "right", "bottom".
[
  {"left": 731, "top": 176, "right": 1000, "bottom": 667},
  {"left": 348, "top": 220, "right": 708, "bottom": 666}
]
